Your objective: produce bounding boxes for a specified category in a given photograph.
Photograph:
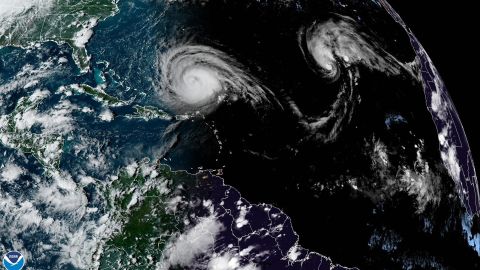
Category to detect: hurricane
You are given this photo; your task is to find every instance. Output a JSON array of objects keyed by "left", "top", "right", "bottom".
[
  {"left": 294, "top": 16, "right": 415, "bottom": 143},
  {"left": 299, "top": 15, "right": 410, "bottom": 80},
  {"left": 157, "top": 44, "right": 278, "bottom": 115},
  {"left": 1, "top": 0, "right": 479, "bottom": 269}
]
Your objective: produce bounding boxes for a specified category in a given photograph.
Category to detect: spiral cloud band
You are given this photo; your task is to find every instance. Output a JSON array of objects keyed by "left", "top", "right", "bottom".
[
  {"left": 295, "top": 16, "right": 415, "bottom": 143},
  {"left": 299, "top": 15, "right": 410, "bottom": 81},
  {"left": 158, "top": 45, "right": 276, "bottom": 115}
]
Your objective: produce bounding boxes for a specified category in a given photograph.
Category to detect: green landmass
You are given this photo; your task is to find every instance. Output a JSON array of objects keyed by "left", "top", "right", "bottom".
[
  {"left": 0, "top": 95, "right": 63, "bottom": 170},
  {"left": 131, "top": 105, "right": 172, "bottom": 121},
  {"left": 99, "top": 163, "right": 193, "bottom": 269},
  {"left": 0, "top": 0, "right": 118, "bottom": 72},
  {"left": 67, "top": 84, "right": 172, "bottom": 120},
  {"left": 78, "top": 84, "right": 125, "bottom": 106}
]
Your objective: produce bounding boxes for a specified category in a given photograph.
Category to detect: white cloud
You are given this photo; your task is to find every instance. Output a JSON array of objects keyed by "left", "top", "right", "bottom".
[
  {"left": 208, "top": 253, "right": 260, "bottom": 270},
  {"left": 99, "top": 108, "right": 114, "bottom": 122},
  {"left": 0, "top": 0, "right": 50, "bottom": 17},
  {"left": 0, "top": 0, "right": 53, "bottom": 36},
  {"left": 441, "top": 144, "right": 461, "bottom": 184},
  {"left": 14, "top": 94, "right": 76, "bottom": 135},
  {"left": 0, "top": 60, "right": 58, "bottom": 105},
  {"left": 79, "top": 175, "right": 96, "bottom": 185},
  {"left": 0, "top": 168, "right": 119, "bottom": 269},
  {"left": 161, "top": 215, "right": 224, "bottom": 268},
  {"left": 287, "top": 245, "right": 301, "bottom": 261},
  {"left": 361, "top": 137, "right": 442, "bottom": 212},
  {"left": 125, "top": 161, "right": 138, "bottom": 177},
  {"left": 1, "top": 162, "right": 25, "bottom": 183},
  {"left": 36, "top": 170, "right": 87, "bottom": 215},
  {"left": 73, "top": 18, "right": 98, "bottom": 48},
  {"left": 303, "top": 16, "right": 410, "bottom": 79},
  {"left": 235, "top": 205, "right": 249, "bottom": 228}
]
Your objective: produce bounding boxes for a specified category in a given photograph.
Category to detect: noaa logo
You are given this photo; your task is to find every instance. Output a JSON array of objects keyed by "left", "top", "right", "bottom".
[{"left": 2, "top": 251, "right": 25, "bottom": 270}]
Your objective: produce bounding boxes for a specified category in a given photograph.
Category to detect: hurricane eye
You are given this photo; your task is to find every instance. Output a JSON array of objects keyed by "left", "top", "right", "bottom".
[
  {"left": 299, "top": 21, "right": 343, "bottom": 81},
  {"left": 177, "top": 66, "right": 222, "bottom": 105},
  {"left": 158, "top": 45, "right": 278, "bottom": 115},
  {"left": 299, "top": 16, "right": 409, "bottom": 82}
]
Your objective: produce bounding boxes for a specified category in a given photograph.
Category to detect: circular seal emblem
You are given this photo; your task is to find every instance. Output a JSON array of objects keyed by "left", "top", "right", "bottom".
[{"left": 2, "top": 251, "right": 25, "bottom": 270}]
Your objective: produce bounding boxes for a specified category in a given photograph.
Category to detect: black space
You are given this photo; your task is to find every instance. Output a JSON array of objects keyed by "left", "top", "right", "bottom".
[
  {"left": 387, "top": 0, "right": 479, "bottom": 172},
  {"left": 162, "top": 1, "right": 480, "bottom": 267}
]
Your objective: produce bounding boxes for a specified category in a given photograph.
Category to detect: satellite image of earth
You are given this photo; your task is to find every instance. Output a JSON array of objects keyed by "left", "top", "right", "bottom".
[{"left": 1, "top": 0, "right": 479, "bottom": 269}]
